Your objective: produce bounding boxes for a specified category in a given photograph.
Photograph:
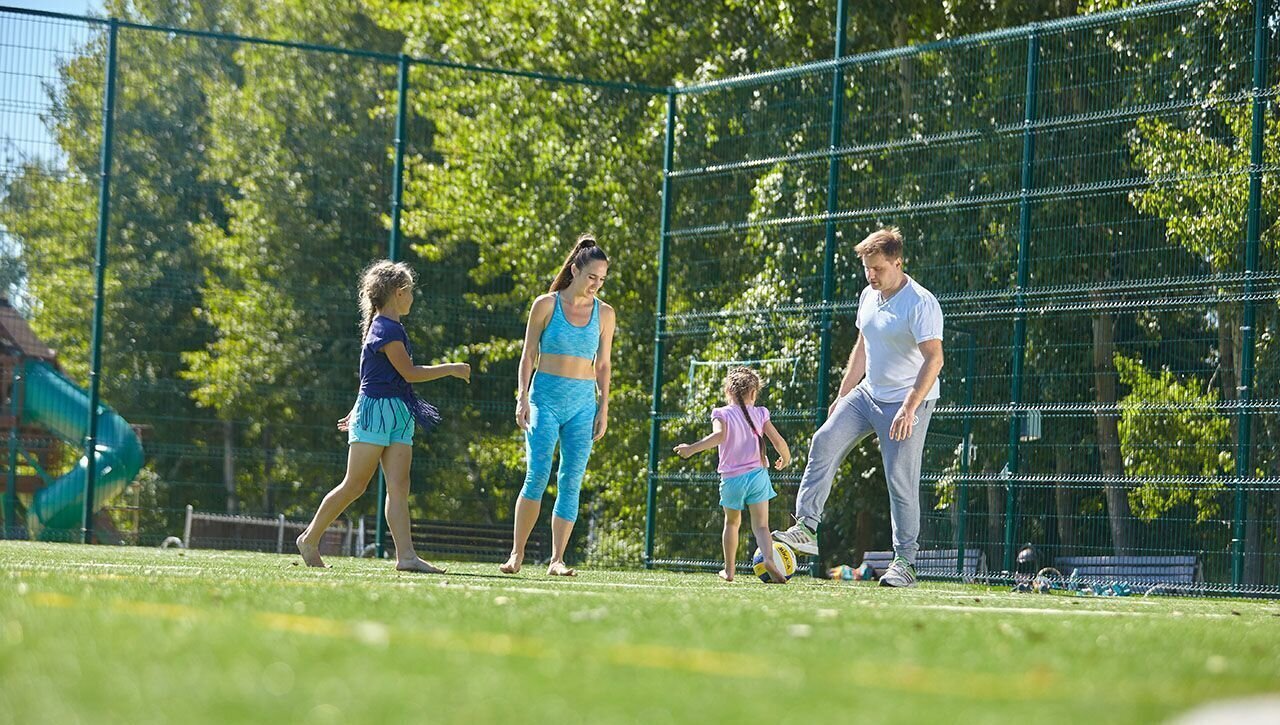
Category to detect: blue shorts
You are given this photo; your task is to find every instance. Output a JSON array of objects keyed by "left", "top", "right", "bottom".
[
  {"left": 347, "top": 395, "right": 414, "bottom": 447},
  {"left": 719, "top": 467, "right": 776, "bottom": 510}
]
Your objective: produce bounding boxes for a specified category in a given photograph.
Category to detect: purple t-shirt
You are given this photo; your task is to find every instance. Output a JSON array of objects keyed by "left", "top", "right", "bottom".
[
  {"left": 711, "top": 405, "right": 770, "bottom": 478},
  {"left": 357, "top": 316, "right": 441, "bottom": 432},
  {"left": 359, "top": 316, "right": 413, "bottom": 399}
]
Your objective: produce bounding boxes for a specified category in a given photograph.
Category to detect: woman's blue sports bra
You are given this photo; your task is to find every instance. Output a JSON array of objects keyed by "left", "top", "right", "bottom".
[{"left": 539, "top": 293, "right": 600, "bottom": 361}]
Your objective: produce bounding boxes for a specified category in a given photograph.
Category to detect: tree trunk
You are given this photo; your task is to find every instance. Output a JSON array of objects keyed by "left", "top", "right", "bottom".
[
  {"left": 1217, "top": 303, "right": 1236, "bottom": 402},
  {"left": 1245, "top": 493, "right": 1262, "bottom": 586},
  {"left": 1274, "top": 490, "right": 1280, "bottom": 586},
  {"left": 1222, "top": 304, "right": 1263, "bottom": 586},
  {"left": 262, "top": 425, "right": 274, "bottom": 516},
  {"left": 1054, "top": 446, "right": 1076, "bottom": 556},
  {"left": 894, "top": 19, "right": 914, "bottom": 122},
  {"left": 987, "top": 482, "right": 1003, "bottom": 567},
  {"left": 854, "top": 508, "right": 873, "bottom": 562},
  {"left": 223, "top": 419, "right": 237, "bottom": 515},
  {"left": 1092, "top": 305, "right": 1131, "bottom": 554}
]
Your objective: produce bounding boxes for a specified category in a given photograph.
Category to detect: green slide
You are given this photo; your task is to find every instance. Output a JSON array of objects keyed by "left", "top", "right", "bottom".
[{"left": 18, "top": 359, "right": 144, "bottom": 539}]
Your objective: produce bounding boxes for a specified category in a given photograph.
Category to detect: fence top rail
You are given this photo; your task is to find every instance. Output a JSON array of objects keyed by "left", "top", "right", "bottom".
[
  {"left": 675, "top": 0, "right": 1213, "bottom": 95},
  {"left": 0, "top": 4, "right": 670, "bottom": 95}
]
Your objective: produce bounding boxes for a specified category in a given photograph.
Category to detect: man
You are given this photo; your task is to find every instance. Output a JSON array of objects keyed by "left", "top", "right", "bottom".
[{"left": 773, "top": 227, "right": 944, "bottom": 587}]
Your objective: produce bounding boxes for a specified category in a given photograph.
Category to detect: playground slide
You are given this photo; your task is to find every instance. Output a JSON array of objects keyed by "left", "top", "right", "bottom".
[{"left": 17, "top": 359, "right": 144, "bottom": 539}]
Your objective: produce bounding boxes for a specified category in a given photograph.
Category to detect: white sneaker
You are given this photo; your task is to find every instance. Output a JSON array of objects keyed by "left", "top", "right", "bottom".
[
  {"left": 772, "top": 522, "right": 818, "bottom": 556},
  {"left": 879, "top": 557, "right": 918, "bottom": 588}
]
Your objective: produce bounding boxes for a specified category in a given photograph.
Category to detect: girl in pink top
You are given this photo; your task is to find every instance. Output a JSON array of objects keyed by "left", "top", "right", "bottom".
[{"left": 674, "top": 367, "right": 792, "bottom": 582}]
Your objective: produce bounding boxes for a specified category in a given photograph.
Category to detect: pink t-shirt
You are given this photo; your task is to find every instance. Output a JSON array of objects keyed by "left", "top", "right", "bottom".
[{"left": 711, "top": 405, "right": 770, "bottom": 478}]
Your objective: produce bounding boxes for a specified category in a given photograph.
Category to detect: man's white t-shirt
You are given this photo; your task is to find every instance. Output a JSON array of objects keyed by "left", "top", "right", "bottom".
[{"left": 854, "top": 275, "right": 944, "bottom": 402}]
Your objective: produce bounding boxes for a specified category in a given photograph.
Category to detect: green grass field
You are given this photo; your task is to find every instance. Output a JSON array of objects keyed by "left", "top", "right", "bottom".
[{"left": 2, "top": 542, "right": 1278, "bottom": 724}]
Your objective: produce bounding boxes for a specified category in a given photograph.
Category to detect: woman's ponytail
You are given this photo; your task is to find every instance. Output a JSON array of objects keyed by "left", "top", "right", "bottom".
[{"left": 549, "top": 232, "right": 608, "bottom": 292}]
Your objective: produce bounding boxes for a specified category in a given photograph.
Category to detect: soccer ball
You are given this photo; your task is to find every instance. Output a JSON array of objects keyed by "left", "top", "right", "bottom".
[{"left": 752, "top": 541, "right": 797, "bottom": 582}]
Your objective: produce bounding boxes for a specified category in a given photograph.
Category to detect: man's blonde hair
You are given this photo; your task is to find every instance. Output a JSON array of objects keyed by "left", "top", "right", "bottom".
[{"left": 854, "top": 227, "right": 904, "bottom": 260}]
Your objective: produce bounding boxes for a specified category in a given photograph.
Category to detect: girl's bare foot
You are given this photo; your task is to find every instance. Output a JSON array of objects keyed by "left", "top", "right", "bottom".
[
  {"left": 546, "top": 560, "right": 576, "bottom": 577},
  {"left": 718, "top": 569, "right": 734, "bottom": 582},
  {"left": 296, "top": 533, "right": 325, "bottom": 568},
  {"left": 499, "top": 553, "right": 522, "bottom": 574},
  {"left": 396, "top": 557, "right": 446, "bottom": 574}
]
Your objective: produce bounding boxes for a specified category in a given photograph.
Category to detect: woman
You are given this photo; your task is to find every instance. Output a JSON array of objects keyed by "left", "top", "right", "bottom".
[{"left": 500, "top": 233, "right": 615, "bottom": 576}]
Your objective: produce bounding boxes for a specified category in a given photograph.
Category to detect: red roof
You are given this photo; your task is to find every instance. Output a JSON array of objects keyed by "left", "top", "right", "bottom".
[{"left": 0, "top": 298, "right": 57, "bottom": 362}]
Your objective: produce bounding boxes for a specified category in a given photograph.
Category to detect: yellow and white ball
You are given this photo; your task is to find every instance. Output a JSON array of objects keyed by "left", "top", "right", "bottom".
[{"left": 752, "top": 541, "right": 797, "bottom": 582}]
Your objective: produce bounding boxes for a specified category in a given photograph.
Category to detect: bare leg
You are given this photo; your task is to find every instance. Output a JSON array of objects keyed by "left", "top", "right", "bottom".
[
  {"left": 296, "top": 443, "right": 383, "bottom": 567},
  {"left": 381, "top": 443, "right": 445, "bottom": 574},
  {"left": 721, "top": 507, "right": 742, "bottom": 582},
  {"left": 500, "top": 495, "right": 541, "bottom": 574},
  {"left": 749, "top": 501, "right": 787, "bottom": 584},
  {"left": 546, "top": 514, "right": 576, "bottom": 576}
]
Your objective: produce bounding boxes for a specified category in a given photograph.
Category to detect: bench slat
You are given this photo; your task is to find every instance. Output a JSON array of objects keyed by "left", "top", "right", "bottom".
[
  {"left": 861, "top": 549, "right": 985, "bottom": 576},
  {"left": 1056, "top": 556, "right": 1196, "bottom": 566},
  {"left": 1055, "top": 555, "right": 1199, "bottom": 584}
]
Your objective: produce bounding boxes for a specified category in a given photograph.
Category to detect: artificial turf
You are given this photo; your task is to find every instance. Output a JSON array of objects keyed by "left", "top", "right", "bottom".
[{"left": 2, "top": 541, "right": 1278, "bottom": 724}]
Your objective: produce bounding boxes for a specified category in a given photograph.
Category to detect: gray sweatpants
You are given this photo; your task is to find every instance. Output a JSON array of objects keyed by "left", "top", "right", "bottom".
[{"left": 794, "top": 386, "right": 935, "bottom": 564}]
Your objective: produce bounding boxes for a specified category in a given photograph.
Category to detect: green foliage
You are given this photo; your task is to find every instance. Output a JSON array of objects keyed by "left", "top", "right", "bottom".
[
  {"left": 2, "top": 0, "right": 1273, "bottom": 567},
  {"left": 1115, "top": 354, "right": 1232, "bottom": 522}
]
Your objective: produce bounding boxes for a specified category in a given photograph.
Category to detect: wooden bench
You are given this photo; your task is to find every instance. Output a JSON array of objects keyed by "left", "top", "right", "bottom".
[
  {"left": 861, "top": 548, "right": 987, "bottom": 580},
  {"left": 408, "top": 519, "right": 550, "bottom": 564},
  {"left": 1054, "top": 555, "right": 1201, "bottom": 586}
]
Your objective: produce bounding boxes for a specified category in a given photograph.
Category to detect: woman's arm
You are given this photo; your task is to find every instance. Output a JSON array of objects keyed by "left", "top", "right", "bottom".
[
  {"left": 516, "top": 295, "right": 554, "bottom": 430},
  {"left": 592, "top": 303, "right": 616, "bottom": 441},
  {"left": 383, "top": 342, "right": 470, "bottom": 383},
  {"left": 763, "top": 420, "right": 791, "bottom": 469},
  {"left": 674, "top": 418, "right": 725, "bottom": 458}
]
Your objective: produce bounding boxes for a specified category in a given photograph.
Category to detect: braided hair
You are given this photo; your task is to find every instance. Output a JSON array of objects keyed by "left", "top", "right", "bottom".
[{"left": 724, "top": 367, "right": 767, "bottom": 466}]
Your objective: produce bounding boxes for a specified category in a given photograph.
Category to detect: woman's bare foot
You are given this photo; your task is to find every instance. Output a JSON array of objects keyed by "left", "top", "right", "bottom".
[
  {"left": 546, "top": 560, "right": 576, "bottom": 577},
  {"left": 499, "top": 553, "right": 522, "bottom": 574},
  {"left": 396, "top": 557, "right": 446, "bottom": 574},
  {"left": 296, "top": 533, "right": 325, "bottom": 568},
  {"left": 718, "top": 569, "right": 734, "bottom": 582}
]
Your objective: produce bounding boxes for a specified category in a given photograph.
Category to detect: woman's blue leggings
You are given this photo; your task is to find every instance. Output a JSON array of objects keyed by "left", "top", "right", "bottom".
[{"left": 519, "top": 372, "right": 597, "bottom": 523}]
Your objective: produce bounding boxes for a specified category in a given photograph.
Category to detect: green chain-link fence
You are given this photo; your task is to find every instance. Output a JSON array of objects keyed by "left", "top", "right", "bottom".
[
  {"left": 0, "top": 5, "right": 664, "bottom": 565},
  {"left": 647, "top": 0, "right": 1280, "bottom": 596},
  {"left": 2, "top": 1, "right": 1277, "bottom": 595}
]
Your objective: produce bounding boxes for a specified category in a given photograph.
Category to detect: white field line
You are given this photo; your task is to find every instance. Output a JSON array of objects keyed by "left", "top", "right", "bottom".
[{"left": 6, "top": 559, "right": 1270, "bottom": 619}]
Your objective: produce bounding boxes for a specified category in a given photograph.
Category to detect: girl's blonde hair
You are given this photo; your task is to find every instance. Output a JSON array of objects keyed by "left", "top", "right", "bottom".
[
  {"left": 724, "top": 367, "right": 767, "bottom": 465},
  {"left": 359, "top": 260, "right": 415, "bottom": 337}
]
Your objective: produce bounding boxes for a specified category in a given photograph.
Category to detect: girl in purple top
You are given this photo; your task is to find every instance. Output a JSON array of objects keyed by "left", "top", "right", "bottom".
[
  {"left": 296, "top": 260, "right": 470, "bottom": 572},
  {"left": 674, "top": 367, "right": 792, "bottom": 582}
]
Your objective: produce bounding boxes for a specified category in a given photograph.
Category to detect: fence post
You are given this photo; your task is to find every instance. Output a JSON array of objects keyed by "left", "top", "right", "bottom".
[
  {"left": 389, "top": 54, "right": 410, "bottom": 262},
  {"left": 816, "top": 0, "right": 849, "bottom": 425},
  {"left": 83, "top": 18, "right": 120, "bottom": 544},
  {"left": 375, "top": 53, "right": 412, "bottom": 559},
  {"left": 1003, "top": 26, "right": 1039, "bottom": 572},
  {"left": 644, "top": 91, "right": 678, "bottom": 569},
  {"left": 5, "top": 365, "right": 23, "bottom": 538},
  {"left": 956, "top": 331, "right": 976, "bottom": 575},
  {"left": 1232, "top": 0, "right": 1269, "bottom": 589}
]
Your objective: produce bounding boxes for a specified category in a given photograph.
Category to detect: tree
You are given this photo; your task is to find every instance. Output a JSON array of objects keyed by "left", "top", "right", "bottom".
[{"left": 0, "top": 0, "right": 239, "bottom": 535}]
